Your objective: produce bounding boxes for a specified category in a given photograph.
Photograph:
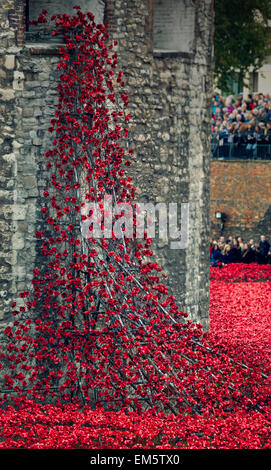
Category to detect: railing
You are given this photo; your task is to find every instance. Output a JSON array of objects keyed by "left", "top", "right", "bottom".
[{"left": 211, "top": 142, "right": 271, "bottom": 160}]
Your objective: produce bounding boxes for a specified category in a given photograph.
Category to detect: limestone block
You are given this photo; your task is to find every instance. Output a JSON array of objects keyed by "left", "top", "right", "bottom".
[
  {"left": 13, "top": 264, "right": 26, "bottom": 279},
  {"left": 13, "top": 71, "right": 25, "bottom": 91},
  {"left": 0, "top": 189, "right": 13, "bottom": 202},
  {"left": 12, "top": 233, "right": 25, "bottom": 250},
  {"left": 22, "top": 107, "right": 34, "bottom": 118},
  {"left": 12, "top": 140, "right": 23, "bottom": 149},
  {"left": 0, "top": 251, "right": 17, "bottom": 266},
  {"left": 0, "top": 87, "right": 15, "bottom": 100},
  {"left": 13, "top": 205, "right": 26, "bottom": 220},
  {"left": 0, "top": 204, "right": 12, "bottom": 219},
  {"left": 4, "top": 54, "right": 15, "bottom": 70},
  {"left": 23, "top": 175, "right": 37, "bottom": 189}
]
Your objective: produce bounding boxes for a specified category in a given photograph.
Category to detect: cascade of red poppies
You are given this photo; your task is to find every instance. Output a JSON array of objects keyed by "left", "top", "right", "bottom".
[{"left": 0, "top": 8, "right": 270, "bottom": 416}]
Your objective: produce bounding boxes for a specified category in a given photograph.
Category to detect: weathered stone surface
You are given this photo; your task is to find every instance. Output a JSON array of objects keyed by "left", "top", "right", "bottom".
[
  {"left": 0, "top": 0, "right": 213, "bottom": 330},
  {"left": 4, "top": 54, "right": 15, "bottom": 69},
  {"left": 153, "top": 0, "right": 195, "bottom": 54},
  {"left": 105, "top": 0, "right": 213, "bottom": 329}
]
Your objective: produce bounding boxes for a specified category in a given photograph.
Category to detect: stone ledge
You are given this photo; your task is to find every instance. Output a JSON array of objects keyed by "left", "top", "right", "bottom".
[
  {"left": 211, "top": 158, "right": 271, "bottom": 164},
  {"left": 24, "top": 43, "right": 62, "bottom": 55},
  {"left": 153, "top": 49, "right": 194, "bottom": 59}
]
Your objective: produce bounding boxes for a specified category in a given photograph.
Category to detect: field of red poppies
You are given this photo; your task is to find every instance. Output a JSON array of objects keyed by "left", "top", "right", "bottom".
[
  {"left": 0, "top": 264, "right": 270, "bottom": 449},
  {"left": 209, "top": 263, "right": 271, "bottom": 377}
]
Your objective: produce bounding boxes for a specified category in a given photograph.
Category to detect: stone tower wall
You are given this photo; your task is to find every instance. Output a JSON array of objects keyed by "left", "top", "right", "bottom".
[
  {"left": 0, "top": 0, "right": 213, "bottom": 330},
  {"left": 104, "top": 0, "right": 213, "bottom": 329}
]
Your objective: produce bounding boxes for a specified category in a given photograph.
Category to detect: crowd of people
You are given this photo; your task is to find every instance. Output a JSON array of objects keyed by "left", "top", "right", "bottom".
[
  {"left": 211, "top": 92, "right": 271, "bottom": 159},
  {"left": 210, "top": 235, "right": 271, "bottom": 267},
  {"left": 211, "top": 92, "right": 271, "bottom": 264}
]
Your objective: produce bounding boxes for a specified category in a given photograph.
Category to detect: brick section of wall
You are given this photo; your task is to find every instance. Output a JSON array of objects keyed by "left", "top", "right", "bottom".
[
  {"left": 9, "top": 0, "right": 25, "bottom": 47},
  {"left": 210, "top": 161, "right": 271, "bottom": 241}
]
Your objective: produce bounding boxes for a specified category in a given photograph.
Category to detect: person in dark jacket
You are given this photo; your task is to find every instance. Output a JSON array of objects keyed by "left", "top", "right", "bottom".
[
  {"left": 257, "top": 235, "right": 270, "bottom": 264},
  {"left": 222, "top": 244, "right": 235, "bottom": 264},
  {"left": 245, "top": 123, "right": 257, "bottom": 157},
  {"left": 242, "top": 243, "right": 255, "bottom": 263},
  {"left": 210, "top": 243, "right": 224, "bottom": 267},
  {"left": 230, "top": 238, "right": 242, "bottom": 263}
]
